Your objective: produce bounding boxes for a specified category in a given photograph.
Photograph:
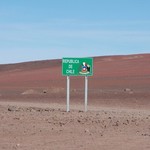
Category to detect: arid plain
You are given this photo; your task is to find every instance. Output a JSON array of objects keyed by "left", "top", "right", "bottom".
[{"left": 0, "top": 54, "right": 150, "bottom": 150}]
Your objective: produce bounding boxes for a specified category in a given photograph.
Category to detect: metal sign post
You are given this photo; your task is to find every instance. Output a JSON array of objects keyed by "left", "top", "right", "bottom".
[
  {"left": 62, "top": 58, "right": 93, "bottom": 112},
  {"left": 85, "top": 76, "right": 88, "bottom": 112},
  {"left": 67, "top": 76, "right": 70, "bottom": 112}
]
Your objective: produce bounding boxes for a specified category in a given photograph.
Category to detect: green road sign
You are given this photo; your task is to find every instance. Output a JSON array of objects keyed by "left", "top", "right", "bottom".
[{"left": 62, "top": 58, "right": 93, "bottom": 76}]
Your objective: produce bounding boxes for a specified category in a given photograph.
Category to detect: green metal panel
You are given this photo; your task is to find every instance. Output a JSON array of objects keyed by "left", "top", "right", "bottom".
[{"left": 62, "top": 58, "right": 93, "bottom": 76}]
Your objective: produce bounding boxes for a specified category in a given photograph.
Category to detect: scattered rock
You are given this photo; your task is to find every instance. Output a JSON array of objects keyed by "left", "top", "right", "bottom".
[
  {"left": 59, "top": 122, "right": 65, "bottom": 127},
  {"left": 113, "top": 121, "right": 119, "bottom": 126},
  {"left": 7, "top": 106, "right": 56, "bottom": 112},
  {"left": 84, "top": 129, "right": 89, "bottom": 133},
  {"left": 78, "top": 110, "right": 83, "bottom": 113},
  {"left": 13, "top": 117, "right": 20, "bottom": 120},
  {"left": 22, "top": 89, "right": 39, "bottom": 95},
  {"left": 141, "top": 133, "right": 150, "bottom": 137},
  {"left": 77, "top": 119, "right": 81, "bottom": 123},
  {"left": 43, "top": 90, "right": 47, "bottom": 94},
  {"left": 8, "top": 106, "right": 20, "bottom": 112},
  {"left": 16, "top": 143, "right": 20, "bottom": 147},
  {"left": 124, "top": 88, "right": 132, "bottom": 92}
]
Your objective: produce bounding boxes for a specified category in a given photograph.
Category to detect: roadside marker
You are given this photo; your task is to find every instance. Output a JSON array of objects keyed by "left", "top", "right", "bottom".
[{"left": 62, "top": 57, "right": 93, "bottom": 112}]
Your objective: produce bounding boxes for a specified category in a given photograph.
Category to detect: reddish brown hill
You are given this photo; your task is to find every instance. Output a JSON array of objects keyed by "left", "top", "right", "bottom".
[
  {"left": 93, "top": 53, "right": 150, "bottom": 88},
  {"left": 0, "top": 53, "right": 150, "bottom": 108},
  {"left": 1, "top": 53, "right": 149, "bottom": 87}
]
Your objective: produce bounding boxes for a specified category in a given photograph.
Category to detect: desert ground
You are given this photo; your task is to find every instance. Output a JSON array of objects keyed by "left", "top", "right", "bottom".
[{"left": 0, "top": 53, "right": 150, "bottom": 150}]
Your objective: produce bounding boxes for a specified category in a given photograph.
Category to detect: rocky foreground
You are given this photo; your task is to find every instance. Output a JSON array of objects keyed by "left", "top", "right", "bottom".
[{"left": 0, "top": 102, "right": 150, "bottom": 150}]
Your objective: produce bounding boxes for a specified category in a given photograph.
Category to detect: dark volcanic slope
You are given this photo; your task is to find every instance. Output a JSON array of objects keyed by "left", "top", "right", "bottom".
[{"left": 0, "top": 53, "right": 150, "bottom": 106}]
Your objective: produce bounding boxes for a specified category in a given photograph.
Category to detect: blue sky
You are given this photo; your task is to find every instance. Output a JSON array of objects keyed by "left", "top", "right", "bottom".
[{"left": 0, "top": 0, "right": 150, "bottom": 64}]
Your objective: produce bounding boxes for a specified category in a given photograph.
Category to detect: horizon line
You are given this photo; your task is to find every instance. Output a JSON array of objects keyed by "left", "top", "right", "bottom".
[{"left": 0, "top": 52, "right": 149, "bottom": 65}]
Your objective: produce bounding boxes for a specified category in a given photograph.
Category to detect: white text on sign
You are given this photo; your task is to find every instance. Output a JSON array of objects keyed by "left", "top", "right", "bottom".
[
  {"left": 63, "top": 59, "right": 79, "bottom": 64},
  {"left": 66, "top": 70, "right": 75, "bottom": 74}
]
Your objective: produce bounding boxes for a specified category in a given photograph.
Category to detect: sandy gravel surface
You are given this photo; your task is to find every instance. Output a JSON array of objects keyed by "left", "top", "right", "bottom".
[{"left": 0, "top": 102, "right": 150, "bottom": 150}]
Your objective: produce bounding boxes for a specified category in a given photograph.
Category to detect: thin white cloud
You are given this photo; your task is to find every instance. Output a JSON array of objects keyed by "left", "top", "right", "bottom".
[
  {"left": 0, "top": 29, "right": 150, "bottom": 43},
  {"left": 1, "top": 19, "right": 150, "bottom": 29},
  {"left": 0, "top": 19, "right": 150, "bottom": 43}
]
